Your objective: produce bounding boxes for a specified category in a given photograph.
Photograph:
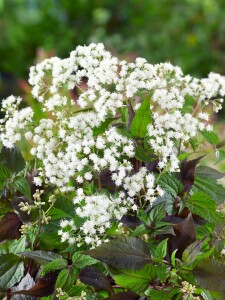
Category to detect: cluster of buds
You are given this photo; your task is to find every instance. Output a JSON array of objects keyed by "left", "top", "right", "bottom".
[{"left": 180, "top": 281, "right": 200, "bottom": 300}]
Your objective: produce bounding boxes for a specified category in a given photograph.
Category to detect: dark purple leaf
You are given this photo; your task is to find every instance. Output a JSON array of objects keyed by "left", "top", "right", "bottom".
[
  {"left": 99, "top": 169, "right": 116, "bottom": 190},
  {"left": 193, "top": 258, "right": 225, "bottom": 291},
  {"left": 79, "top": 266, "right": 113, "bottom": 294},
  {"left": 120, "top": 215, "right": 143, "bottom": 229},
  {"left": 0, "top": 212, "right": 22, "bottom": 242},
  {"left": 168, "top": 213, "right": 196, "bottom": 260},
  {"left": 180, "top": 156, "right": 204, "bottom": 192},
  {"left": 106, "top": 291, "right": 140, "bottom": 300},
  {"left": 83, "top": 237, "right": 151, "bottom": 270},
  {"left": 12, "top": 271, "right": 59, "bottom": 297}
]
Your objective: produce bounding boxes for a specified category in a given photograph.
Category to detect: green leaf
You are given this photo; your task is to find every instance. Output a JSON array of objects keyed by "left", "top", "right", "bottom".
[
  {"left": 84, "top": 237, "right": 151, "bottom": 270},
  {"left": 12, "top": 176, "right": 31, "bottom": 200},
  {"left": 186, "top": 192, "right": 218, "bottom": 222},
  {"left": 193, "top": 258, "right": 225, "bottom": 291},
  {"left": 56, "top": 267, "right": 79, "bottom": 291},
  {"left": 215, "top": 149, "right": 225, "bottom": 164},
  {"left": 21, "top": 250, "right": 62, "bottom": 265},
  {"left": 193, "top": 176, "right": 225, "bottom": 204},
  {"left": 113, "top": 264, "right": 156, "bottom": 294},
  {"left": 47, "top": 208, "right": 71, "bottom": 220},
  {"left": 0, "top": 162, "right": 11, "bottom": 181},
  {"left": 130, "top": 98, "right": 152, "bottom": 138},
  {"left": 182, "top": 237, "right": 207, "bottom": 265},
  {"left": 0, "top": 253, "right": 24, "bottom": 289},
  {"left": 41, "top": 258, "right": 68, "bottom": 276},
  {"left": 0, "top": 146, "right": 25, "bottom": 174},
  {"left": 155, "top": 263, "right": 169, "bottom": 282},
  {"left": 154, "top": 239, "right": 168, "bottom": 260},
  {"left": 130, "top": 224, "right": 149, "bottom": 237},
  {"left": 201, "top": 290, "right": 214, "bottom": 300},
  {"left": 0, "top": 236, "right": 26, "bottom": 255},
  {"left": 196, "top": 166, "right": 225, "bottom": 179},
  {"left": 56, "top": 269, "right": 70, "bottom": 288},
  {"left": 72, "top": 252, "right": 98, "bottom": 269},
  {"left": 201, "top": 130, "right": 219, "bottom": 146},
  {"left": 158, "top": 173, "right": 183, "bottom": 198},
  {"left": 149, "top": 202, "right": 166, "bottom": 223},
  {"left": 93, "top": 118, "right": 116, "bottom": 136},
  {"left": 145, "top": 288, "right": 179, "bottom": 300},
  {"left": 135, "top": 145, "right": 155, "bottom": 162}
]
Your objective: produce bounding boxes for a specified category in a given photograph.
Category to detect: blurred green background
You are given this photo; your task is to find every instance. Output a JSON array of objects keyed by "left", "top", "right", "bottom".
[{"left": 1, "top": 0, "right": 225, "bottom": 98}]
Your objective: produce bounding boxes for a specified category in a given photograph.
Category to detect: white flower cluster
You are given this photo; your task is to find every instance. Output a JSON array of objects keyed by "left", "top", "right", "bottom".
[
  {"left": 1, "top": 43, "right": 225, "bottom": 246},
  {"left": 58, "top": 219, "right": 77, "bottom": 244},
  {"left": 0, "top": 95, "right": 34, "bottom": 148},
  {"left": 147, "top": 110, "right": 212, "bottom": 172},
  {"left": 72, "top": 189, "right": 134, "bottom": 247}
]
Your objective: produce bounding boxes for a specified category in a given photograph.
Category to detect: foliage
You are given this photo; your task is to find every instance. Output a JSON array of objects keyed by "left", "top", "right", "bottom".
[{"left": 0, "top": 43, "right": 225, "bottom": 300}]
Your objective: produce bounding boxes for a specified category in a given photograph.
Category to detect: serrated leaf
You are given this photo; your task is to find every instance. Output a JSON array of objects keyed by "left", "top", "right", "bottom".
[
  {"left": 10, "top": 236, "right": 26, "bottom": 254},
  {"left": 158, "top": 173, "right": 183, "bottom": 198},
  {"left": 154, "top": 239, "right": 168, "bottom": 260},
  {"left": 79, "top": 266, "right": 113, "bottom": 294},
  {"left": 155, "top": 263, "right": 169, "bottom": 282},
  {"left": 56, "top": 267, "right": 78, "bottom": 291},
  {"left": 0, "top": 212, "right": 22, "bottom": 242},
  {"left": 21, "top": 251, "right": 62, "bottom": 265},
  {"left": 149, "top": 202, "right": 166, "bottom": 223},
  {"left": 193, "top": 177, "right": 225, "bottom": 204},
  {"left": 113, "top": 264, "right": 156, "bottom": 294},
  {"left": 56, "top": 269, "right": 70, "bottom": 288},
  {"left": 182, "top": 237, "right": 207, "bottom": 265},
  {"left": 83, "top": 237, "right": 151, "bottom": 270},
  {"left": 12, "top": 177, "right": 31, "bottom": 200},
  {"left": 0, "top": 253, "right": 24, "bottom": 289},
  {"left": 135, "top": 145, "right": 155, "bottom": 162},
  {"left": 201, "top": 130, "right": 219, "bottom": 145},
  {"left": 0, "top": 162, "right": 11, "bottom": 181},
  {"left": 193, "top": 258, "right": 225, "bottom": 291},
  {"left": 47, "top": 208, "right": 71, "bottom": 220},
  {"left": 41, "top": 259, "right": 67, "bottom": 276},
  {"left": 196, "top": 166, "right": 225, "bottom": 179},
  {"left": 130, "top": 98, "right": 152, "bottom": 138},
  {"left": 72, "top": 253, "right": 98, "bottom": 269},
  {"left": 0, "top": 146, "right": 25, "bottom": 174},
  {"left": 186, "top": 192, "right": 218, "bottom": 222},
  {"left": 145, "top": 288, "right": 179, "bottom": 299},
  {"left": 130, "top": 224, "right": 149, "bottom": 237}
]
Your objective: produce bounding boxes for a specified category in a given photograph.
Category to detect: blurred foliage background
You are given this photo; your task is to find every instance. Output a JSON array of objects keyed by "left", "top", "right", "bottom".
[{"left": 1, "top": 0, "right": 225, "bottom": 99}]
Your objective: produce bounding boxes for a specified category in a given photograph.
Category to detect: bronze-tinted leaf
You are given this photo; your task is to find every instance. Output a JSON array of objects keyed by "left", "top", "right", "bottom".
[
  {"left": 106, "top": 291, "right": 140, "bottom": 300},
  {"left": 79, "top": 266, "right": 113, "bottom": 294},
  {"left": 167, "top": 213, "right": 196, "bottom": 260},
  {"left": 0, "top": 212, "right": 22, "bottom": 242},
  {"left": 120, "top": 215, "right": 142, "bottom": 229},
  {"left": 193, "top": 258, "right": 225, "bottom": 291},
  {"left": 180, "top": 156, "right": 203, "bottom": 193},
  {"left": 99, "top": 169, "right": 116, "bottom": 190},
  {"left": 83, "top": 237, "right": 151, "bottom": 270},
  {"left": 12, "top": 271, "right": 59, "bottom": 297}
]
